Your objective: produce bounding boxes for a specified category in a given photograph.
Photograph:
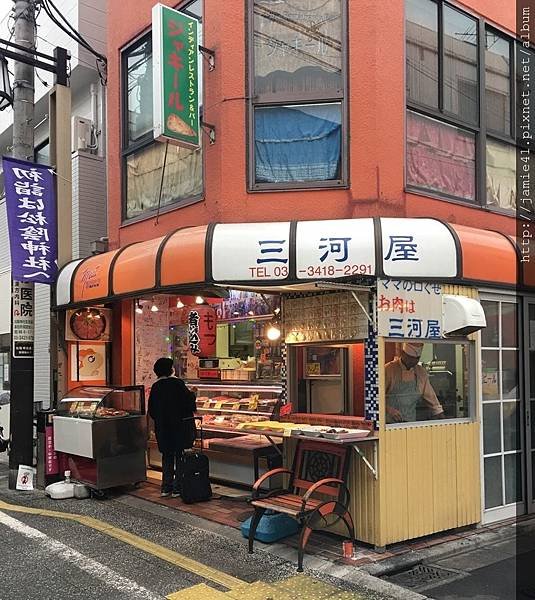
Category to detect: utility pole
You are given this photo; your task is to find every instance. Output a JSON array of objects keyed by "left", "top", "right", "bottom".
[{"left": 8, "top": 0, "right": 36, "bottom": 489}]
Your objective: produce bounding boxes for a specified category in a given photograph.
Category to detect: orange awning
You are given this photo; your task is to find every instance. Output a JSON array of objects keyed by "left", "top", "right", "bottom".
[{"left": 55, "top": 219, "right": 524, "bottom": 308}]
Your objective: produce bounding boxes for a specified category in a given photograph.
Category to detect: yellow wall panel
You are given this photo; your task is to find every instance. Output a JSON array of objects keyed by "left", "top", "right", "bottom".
[
  {"left": 407, "top": 427, "right": 435, "bottom": 538},
  {"left": 381, "top": 422, "right": 481, "bottom": 545},
  {"left": 383, "top": 428, "right": 409, "bottom": 544},
  {"left": 432, "top": 425, "right": 458, "bottom": 531}
]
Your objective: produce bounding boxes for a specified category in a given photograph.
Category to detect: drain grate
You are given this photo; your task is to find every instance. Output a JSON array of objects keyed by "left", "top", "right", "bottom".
[{"left": 385, "top": 564, "right": 459, "bottom": 589}]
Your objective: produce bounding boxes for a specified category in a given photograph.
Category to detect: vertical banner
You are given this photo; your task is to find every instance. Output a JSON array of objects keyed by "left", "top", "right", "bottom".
[
  {"left": 2, "top": 157, "right": 58, "bottom": 284},
  {"left": 11, "top": 281, "right": 34, "bottom": 358},
  {"left": 152, "top": 3, "right": 200, "bottom": 148}
]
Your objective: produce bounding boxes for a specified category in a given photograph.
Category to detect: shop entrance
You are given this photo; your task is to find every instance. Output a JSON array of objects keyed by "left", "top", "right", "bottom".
[
  {"left": 480, "top": 296, "right": 523, "bottom": 523},
  {"left": 524, "top": 298, "right": 535, "bottom": 515}
]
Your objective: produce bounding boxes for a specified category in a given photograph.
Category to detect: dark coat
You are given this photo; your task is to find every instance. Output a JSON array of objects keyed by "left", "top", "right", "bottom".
[{"left": 148, "top": 376, "right": 196, "bottom": 454}]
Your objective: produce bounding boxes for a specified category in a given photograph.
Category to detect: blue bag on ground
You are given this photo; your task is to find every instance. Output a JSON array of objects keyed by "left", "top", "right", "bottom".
[{"left": 241, "top": 511, "right": 299, "bottom": 543}]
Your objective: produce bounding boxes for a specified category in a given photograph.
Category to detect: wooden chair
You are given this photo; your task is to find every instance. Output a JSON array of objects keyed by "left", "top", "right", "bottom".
[{"left": 248, "top": 439, "right": 355, "bottom": 571}]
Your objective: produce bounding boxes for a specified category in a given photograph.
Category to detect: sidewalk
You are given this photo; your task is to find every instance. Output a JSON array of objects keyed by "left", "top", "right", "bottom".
[{"left": 128, "top": 477, "right": 527, "bottom": 578}]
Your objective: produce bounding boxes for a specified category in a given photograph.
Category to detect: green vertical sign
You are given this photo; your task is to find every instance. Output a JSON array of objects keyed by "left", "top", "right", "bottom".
[{"left": 152, "top": 3, "right": 200, "bottom": 148}]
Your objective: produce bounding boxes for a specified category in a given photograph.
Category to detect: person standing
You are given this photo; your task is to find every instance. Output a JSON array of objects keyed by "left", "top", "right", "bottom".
[
  {"left": 148, "top": 358, "right": 197, "bottom": 497},
  {"left": 385, "top": 342, "right": 445, "bottom": 424}
]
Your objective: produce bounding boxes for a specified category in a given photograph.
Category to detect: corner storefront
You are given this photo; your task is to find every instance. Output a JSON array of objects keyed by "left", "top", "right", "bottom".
[{"left": 53, "top": 217, "right": 526, "bottom": 547}]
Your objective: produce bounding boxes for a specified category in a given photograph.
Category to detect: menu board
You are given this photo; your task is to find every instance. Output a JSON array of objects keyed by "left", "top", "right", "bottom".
[{"left": 134, "top": 297, "right": 170, "bottom": 400}]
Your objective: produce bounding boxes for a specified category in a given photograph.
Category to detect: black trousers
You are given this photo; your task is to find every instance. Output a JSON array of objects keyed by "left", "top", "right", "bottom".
[{"left": 161, "top": 450, "right": 183, "bottom": 493}]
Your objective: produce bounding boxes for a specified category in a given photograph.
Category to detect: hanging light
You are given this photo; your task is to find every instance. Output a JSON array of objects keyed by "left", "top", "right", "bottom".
[
  {"left": 266, "top": 324, "right": 281, "bottom": 341},
  {"left": 0, "top": 56, "right": 12, "bottom": 111},
  {"left": 195, "top": 296, "right": 204, "bottom": 304},
  {"left": 176, "top": 298, "right": 184, "bottom": 309},
  {"left": 151, "top": 300, "right": 159, "bottom": 312},
  {"left": 135, "top": 301, "right": 143, "bottom": 314}
]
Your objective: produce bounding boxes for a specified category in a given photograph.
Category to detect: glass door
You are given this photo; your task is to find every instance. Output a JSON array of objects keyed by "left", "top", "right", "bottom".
[
  {"left": 526, "top": 299, "right": 535, "bottom": 514},
  {"left": 481, "top": 297, "right": 523, "bottom": 523}
]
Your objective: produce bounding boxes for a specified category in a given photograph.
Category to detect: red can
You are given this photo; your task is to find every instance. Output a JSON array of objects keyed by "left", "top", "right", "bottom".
[{"left": 342, "top": 540, "right": 353, "bottom": 559}]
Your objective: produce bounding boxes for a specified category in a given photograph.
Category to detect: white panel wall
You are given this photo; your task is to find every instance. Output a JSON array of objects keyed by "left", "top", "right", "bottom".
[
  {"left": 33, "top": 284, "right": 51, "bottom": 407},
  {"left": 72, "top": 153, "right": 107, "bottom": 259}
]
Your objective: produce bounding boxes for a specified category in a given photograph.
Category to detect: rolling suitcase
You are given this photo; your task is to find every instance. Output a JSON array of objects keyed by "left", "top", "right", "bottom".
[{"left": 180, "top": 417, "right": 212, "bottom": 504}]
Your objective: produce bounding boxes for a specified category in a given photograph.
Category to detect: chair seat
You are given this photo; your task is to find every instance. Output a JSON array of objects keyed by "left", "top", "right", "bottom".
[{"left": 251, "top": 493, "right": 322, "bottom": 516}]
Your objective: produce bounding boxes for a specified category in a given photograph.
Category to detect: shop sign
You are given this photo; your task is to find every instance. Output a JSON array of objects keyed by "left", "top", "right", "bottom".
[
  {"left": 211, "top": 222, "right": 291, "bottom": 281},
  {"left": 381, "top": 219, "right": 457, "bottom": 279},
  {"left": 377, "top": 279, "right": 443, "bottom": 339},
  {"left": 12, "top": 281, "right": 34, "bottom": 358},
  {"left": 152, "top": 3, "right": 200, "bottom": 148},
  {"left": 3, "top": 156, "right": 57, "bottom": 284},
  {"left": 187, "top": 305, "right": 216, "bottom": 357},
  {"left": 295, "top": 219, "right": 375, "bottom": 279}
]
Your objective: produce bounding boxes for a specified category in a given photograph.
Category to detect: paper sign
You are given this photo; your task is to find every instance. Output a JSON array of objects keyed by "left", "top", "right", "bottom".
[{"left": 16, "top": 464, "right": 34, "bottom": 491}]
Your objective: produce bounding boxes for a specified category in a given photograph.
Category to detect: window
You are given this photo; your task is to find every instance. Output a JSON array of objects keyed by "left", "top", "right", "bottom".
[
  {"left": 405, "top": 1, "right": 532, "bottom": 214},
  {"left": 384, "top": 340, "right": 473, "bottom": 425},
  {"left": 121, "top": 0, "right": 203, "bottom": 221},
  {"left": 249, "top": 0, "right": 347, "bottom": 189},
  {"left": 405, "top": 0, "right": 439, "bottom": 109},
  {"left": 486, "top": 31, "right": 511, "bottom": 136},
  {"left": 443, "top": 5, "right": 478, "bottom": 124},
  {"left": 407, "top": 110, "right": 475, "bottom": 201}
]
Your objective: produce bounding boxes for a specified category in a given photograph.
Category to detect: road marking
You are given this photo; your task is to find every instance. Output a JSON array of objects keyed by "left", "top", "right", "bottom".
[
  {"left": 0, "top": 499, "right": 243, "bottom": 590},
  {"left": 0, "top": 510, "right": 162, "bottom": 600}
]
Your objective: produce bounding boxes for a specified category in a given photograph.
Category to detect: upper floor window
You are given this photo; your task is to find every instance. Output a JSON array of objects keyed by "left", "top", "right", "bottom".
[
  {"left": 405, "top": 0, "right": 533, "bottom": 215},
  {"left": 121, "top": 0, "right": 202, "bottom": 221},
  {"left": 248, "top": 0, "right": 347, "bottom": 190}
]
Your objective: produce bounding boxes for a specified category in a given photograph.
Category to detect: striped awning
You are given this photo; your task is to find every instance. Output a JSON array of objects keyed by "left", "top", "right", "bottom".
[{"left": 55, "top": 218, "right": 524, "bottom": 309}]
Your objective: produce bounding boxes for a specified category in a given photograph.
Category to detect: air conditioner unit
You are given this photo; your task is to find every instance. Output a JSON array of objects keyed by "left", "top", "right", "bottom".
[
  {"left": 72, "top": 116, "right": 93, "bottom": 152},
  {"left": 442, "top": 295, "right": 487, "bottom": 337}
]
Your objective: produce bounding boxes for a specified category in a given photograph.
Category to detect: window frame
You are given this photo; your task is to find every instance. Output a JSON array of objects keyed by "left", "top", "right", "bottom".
[
  {"left": 405, "top": 0, "right": 531, "bottom": 215},
  {"left": 384, "top": 338, "right": 477, "bottom": 429},
  {"left": 246, "top": 0, "right": 349, "bottom": 191},
  {"left": 120, "top": 0, "right": 204, "bottom": 224}
]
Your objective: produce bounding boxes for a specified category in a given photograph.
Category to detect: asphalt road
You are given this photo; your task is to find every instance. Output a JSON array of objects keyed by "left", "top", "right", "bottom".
[{"left": 0, "top": 465, "right": 407, "bottom": 600}]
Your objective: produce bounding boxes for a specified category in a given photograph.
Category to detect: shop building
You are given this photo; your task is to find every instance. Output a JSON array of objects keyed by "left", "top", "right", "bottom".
[{"left": 50, "top": 0, "right": 532, "bottom": 548}]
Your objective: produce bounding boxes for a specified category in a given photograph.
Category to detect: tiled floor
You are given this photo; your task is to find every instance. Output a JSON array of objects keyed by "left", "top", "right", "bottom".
[{"left": 129, "top": 478, "right": 521, "bottom": 568}]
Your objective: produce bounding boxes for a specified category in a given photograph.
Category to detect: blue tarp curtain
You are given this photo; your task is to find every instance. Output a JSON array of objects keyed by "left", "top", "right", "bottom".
[{"left": 255, "top": 104, "right": 341, "bottom": 183}]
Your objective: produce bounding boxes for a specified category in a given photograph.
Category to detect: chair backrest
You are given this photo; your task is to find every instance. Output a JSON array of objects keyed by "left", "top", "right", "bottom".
[{"left": 290, "top": 439, "right": 350, "bottom": 498}]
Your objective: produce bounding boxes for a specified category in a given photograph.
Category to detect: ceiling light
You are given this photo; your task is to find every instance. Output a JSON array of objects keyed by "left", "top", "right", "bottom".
[
  {"left": 135, "top": 301, "right": 143, "bottom": 314},
  {"left": 195, "top": 296, "right": 204, "bottom": 304},
  {"left": 266, "top": 325, "right": 281, "bottom": 341},
  {"left": 176, "top": 298, "right": 184, "bottom": 308},
  {"left": 151, "top": 302, "right": 159, "bottom": 312}
]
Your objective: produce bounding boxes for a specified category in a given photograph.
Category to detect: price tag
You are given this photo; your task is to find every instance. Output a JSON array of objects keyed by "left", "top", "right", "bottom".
[{"left": 214, "top": 401, "right": 223, "bottom": 409}]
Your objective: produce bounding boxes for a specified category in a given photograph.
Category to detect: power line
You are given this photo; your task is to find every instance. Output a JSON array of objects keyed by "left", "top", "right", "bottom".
[{"left": 39, "top": 0, "right": 107, "bottom": 84}]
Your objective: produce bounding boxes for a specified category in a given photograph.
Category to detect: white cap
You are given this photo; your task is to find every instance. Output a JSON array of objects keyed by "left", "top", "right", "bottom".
[{"left": 402, "top": 342, "right": 423, "bottom": 358}]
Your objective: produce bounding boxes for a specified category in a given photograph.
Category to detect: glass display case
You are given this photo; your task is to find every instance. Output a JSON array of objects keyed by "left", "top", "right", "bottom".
[
  {"left": 57, "top": 386, "right": 144, "bottom": 419},
  {"left": 53, "top": 386, "right": 147, "bottom": 491},
  {"left": 192, "top": 382, "right": 282, "bottom": 431}
]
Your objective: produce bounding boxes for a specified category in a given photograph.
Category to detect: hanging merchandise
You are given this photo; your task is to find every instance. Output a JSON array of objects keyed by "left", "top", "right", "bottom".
[{"left": 187, "top": 304, "right": 217, "bottom": 358}]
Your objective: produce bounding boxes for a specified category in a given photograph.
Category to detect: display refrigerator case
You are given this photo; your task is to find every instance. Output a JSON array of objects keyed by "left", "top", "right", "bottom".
[
  {"left": 147, "top": 381, "right": 283, "bottom": 487},
  {"left": 53, "top": 386, "right": 147, "bottom": 491}
]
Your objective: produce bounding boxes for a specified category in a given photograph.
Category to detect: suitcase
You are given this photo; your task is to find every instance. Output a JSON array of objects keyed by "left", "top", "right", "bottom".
[{"left": 180, "top": 417, "right": 212, "bottom": 504}]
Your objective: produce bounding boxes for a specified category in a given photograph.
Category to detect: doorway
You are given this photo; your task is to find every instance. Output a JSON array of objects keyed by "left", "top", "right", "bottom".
[
  {"left": 524, "top": 298, "right": 535, "bottom": 515},
  {"left": 480, "top": 296, "right": 523, "bottom": 523}
]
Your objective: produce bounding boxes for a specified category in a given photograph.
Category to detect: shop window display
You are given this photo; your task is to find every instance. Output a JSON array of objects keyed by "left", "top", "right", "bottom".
[{"left": 384, "top": 340, "right": 472, "bottom": 425}]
